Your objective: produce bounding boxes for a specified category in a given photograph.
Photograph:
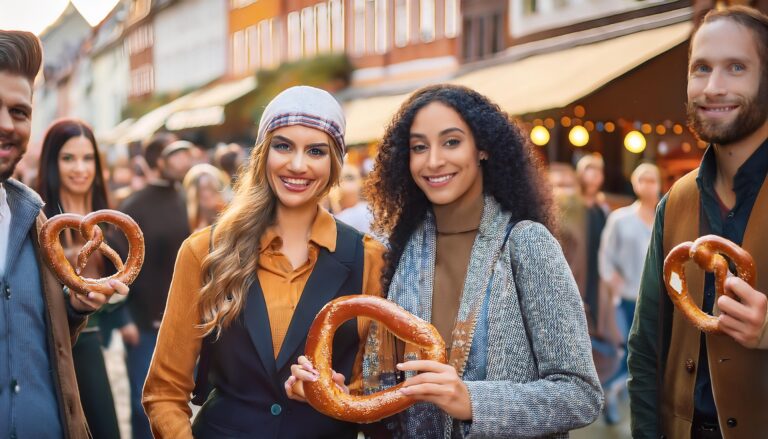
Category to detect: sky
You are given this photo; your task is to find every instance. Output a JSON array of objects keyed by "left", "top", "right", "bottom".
[{"left": 0, "top": 0, "right": 119, "bottom": 34}]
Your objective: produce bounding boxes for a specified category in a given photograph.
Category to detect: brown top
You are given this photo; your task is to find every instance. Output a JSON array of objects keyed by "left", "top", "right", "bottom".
[{"left": 431, "top": 183, "right": 484, "bottom": 352}]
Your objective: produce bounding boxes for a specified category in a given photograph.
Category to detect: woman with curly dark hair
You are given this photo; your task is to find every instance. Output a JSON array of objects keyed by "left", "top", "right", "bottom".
[{"left": 288, "top": 85, "right": 601, "bottom": 437}]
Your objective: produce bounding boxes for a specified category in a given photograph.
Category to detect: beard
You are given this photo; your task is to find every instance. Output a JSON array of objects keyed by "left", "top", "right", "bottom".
[
  {"left": 0, "top": 154, "right": 23, "bottom": 184},
  {"left": 687, "top": 79, "right": 768, "bottom": 145}
]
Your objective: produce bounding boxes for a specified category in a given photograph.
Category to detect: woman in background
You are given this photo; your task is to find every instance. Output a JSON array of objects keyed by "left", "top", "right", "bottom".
[
  {"left": 37, "top": 118, "right": 121, "bottom": 439},
  {"left": 182, "top": 163, "right": 231, "bottom": 232}
]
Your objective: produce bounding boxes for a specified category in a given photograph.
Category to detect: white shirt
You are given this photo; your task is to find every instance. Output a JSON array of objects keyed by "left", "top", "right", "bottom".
[
  {"left": 335, "top": 201, "right": 373, "bottom": 235},
  {"left": 598, "top": 202, "right": 653, "bottom": 301},
  {"left": 0, "top": 183, "right": 11, "bottom": 278}
]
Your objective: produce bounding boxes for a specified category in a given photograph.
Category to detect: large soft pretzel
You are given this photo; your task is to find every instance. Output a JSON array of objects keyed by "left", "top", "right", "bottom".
[
  {"left": 39, "top": 210, "right": 144, "bottom": 297},
  {"left": 304, "top": 295, "right": 446, "bottom": 423},
  {"left": 663, "top": 234, "right": 756, "bottom": 333}
]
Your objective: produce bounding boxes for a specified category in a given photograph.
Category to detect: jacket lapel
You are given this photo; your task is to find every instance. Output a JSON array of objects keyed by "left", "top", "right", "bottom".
[
  {"left": 275, "top": 248, "right": 350, "bottom": 371},
  {"left": 4, "top": 180, "right": 43, "bottom": 276},
  {"left": 243, "top": 278, "right": 278, "bottom": 375}
]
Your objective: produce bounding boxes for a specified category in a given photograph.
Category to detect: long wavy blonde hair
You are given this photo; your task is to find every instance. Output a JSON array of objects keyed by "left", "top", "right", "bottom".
[{"left": 198, "top": 131, "right": 343, "bottom": 337}]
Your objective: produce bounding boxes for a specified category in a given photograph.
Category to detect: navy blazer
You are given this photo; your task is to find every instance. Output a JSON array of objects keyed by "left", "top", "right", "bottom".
[{"left": 192, "top": 221, "right": 365, "bottom": 439}]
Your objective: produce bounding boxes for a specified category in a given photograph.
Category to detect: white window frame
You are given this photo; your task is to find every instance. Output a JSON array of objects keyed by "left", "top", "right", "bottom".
[
  {"left": 288, "top": 11, "right": 302, "bottom": 60},
  {"left": 419, "top": 0, "right": 435, "bottom": 43},
  {"left": 302, "top": 7, "right": 317, "bottom": 57},
  {"left": 394, "top": 0, "right": 409, "bottom": 47},
  {"left": 374, "top": 0, "right": 388, "bottom": 54},
  {"left": 232, "top": 30, "right": 246, "bottom": 74},
  {"left": 444, "top": 0, "right": 459, "bottom": 38},
  {"left": 330, "top": 0, "right": 345, "bottom": 52},
  {"left": 248, "top": 25, "right": 260, "bottom": 70},
  {"left": 316, "top": 3, "right": 330, "bottom": 53},
  {"left": 353, "top": 0, "right": 366, "bottom": 55}
]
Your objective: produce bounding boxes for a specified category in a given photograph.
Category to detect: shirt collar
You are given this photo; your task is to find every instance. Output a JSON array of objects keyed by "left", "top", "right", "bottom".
[
  {"left": 0, "top": 183, "right": 7, "bottom": 212},
  {"left": 696, "top": 138, "right": 768, "bottom": 195},
  {"left": 259, "top": 205, "right": 337, "bottom": 254}
]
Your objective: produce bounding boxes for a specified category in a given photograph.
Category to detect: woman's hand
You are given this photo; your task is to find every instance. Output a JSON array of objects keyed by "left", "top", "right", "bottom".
[
  {"left": 285, "top": 355, "right": 349, "bottom": 402},
  {"left": 69, "top": 279, "right": 129, "bottom": 314},
  {"left": 397, "top": 360, "right": 473, "bottom": 421}
]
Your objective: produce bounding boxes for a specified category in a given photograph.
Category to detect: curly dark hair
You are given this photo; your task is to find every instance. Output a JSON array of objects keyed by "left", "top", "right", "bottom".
[{"left": 365, "top": 84, "right": 555, "bottom": 291}]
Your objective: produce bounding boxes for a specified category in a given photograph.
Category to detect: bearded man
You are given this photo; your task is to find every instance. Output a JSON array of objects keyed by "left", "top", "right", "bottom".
[{"left": 628, "top": 6, "right": 768, "bottom": 439}]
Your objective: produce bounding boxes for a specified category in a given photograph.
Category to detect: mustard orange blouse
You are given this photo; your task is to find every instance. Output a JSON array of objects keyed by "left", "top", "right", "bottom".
[{"left": 142, "top": 207, "right": 385, "bottom": 438}]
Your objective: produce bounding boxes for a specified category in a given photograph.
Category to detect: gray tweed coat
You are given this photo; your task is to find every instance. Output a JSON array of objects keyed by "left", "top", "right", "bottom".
[{"left": 363, "top": 196, "right": 603, "bottom": 438}]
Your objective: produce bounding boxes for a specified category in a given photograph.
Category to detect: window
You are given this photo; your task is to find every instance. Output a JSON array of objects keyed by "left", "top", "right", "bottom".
[
  {"left": 302, "top": 7, "right": 317, "bottom": 57},
  {"left": 394, "top": 0, "right": 409, "bottom": 47},
  {"left": 125, "top": 25, "right": 153, "bottom": 56},
  {"left": 232, "top": 30, "right": 246, "bottom": 74},
  {"left": 259, "top": 19, "right": 274, "bottom": 67},
  {"left": 365, "top": 0, "right": 375, "bottom": 53},
  {"left": 330, "top": 0, "right": 345, "bottom": 52},
  {"left": 130, "top": 65, "right": 153, "bottom": 96},
  {"left": 353, "top": 0, "right": 365, "bottom": 55},
  {"left": 288, "top": 12, "right": 301, "bottom": 60},
  {"left": 444, "top": 0, "right": 459, "bottom": 38},
  {"left": 419, "top": 0, "right": 435, "bottom": 42},
  {"left": 316, "top": 3, "right": 330, "bottom": 53},
  {"left": 248, "top": 25, "right": 260, "bottom": 70},
  {"left": 374, "top": 0, "right": 388, "bottom": 53}
]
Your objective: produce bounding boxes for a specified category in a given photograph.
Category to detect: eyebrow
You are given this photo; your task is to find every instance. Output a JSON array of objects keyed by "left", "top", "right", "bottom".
[
  {"left": 410, "top": 127, "right": 466, "bottom": 139},
  {"left": 15, "top": 103, "right": 32, "bottom": 114},
  {"left": 271, "top": 135, "right": 295, "bottom": 145},
  {"left": 690, "top": 56, "right": 751, "bottom": 66},
  {"left": 272, "top": 135, "right": 329, "bottom": 148}
]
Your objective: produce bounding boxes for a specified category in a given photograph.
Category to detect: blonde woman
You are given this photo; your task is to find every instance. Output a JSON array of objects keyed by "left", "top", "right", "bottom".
[
  {"left": 142, "top": 86, "right": 385, "bottom": 438},
  {"left": 182, "top": 163, "right": 231, "bottom": 232}
]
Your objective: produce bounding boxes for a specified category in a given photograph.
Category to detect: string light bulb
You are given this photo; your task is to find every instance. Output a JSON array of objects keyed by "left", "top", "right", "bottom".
[
  {"left": 530, "top": 126, "right": 550, "bottom": 146},
  {"left": 569, "top": 125, "right": 589, "bottom": 147},
  {"left": 624, "top": 130, "right": 646, "bottom": 153}
]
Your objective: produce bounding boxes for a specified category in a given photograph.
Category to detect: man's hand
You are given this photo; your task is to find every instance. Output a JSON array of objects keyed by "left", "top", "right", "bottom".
[
  {"left": 718, "top": 277, "right": 768, "bottom": 349},
  {"left": 69, "top": 279, "right": 129, "bottom": 314}
]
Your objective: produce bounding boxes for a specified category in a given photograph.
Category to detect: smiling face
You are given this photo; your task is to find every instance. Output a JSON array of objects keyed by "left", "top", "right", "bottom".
[
  {"left": 58, "top": 135, "right": 96, "bottom": 198},
  {"left": 265, "top": 124, "right": 334, "bottom": 209},
  {"left": 687, "top": 19, "right": 768, "bottom": 145},
  {"left": 0, "top": 71, "right": 32, "bottom": 183},
  {"left": 408, "top": 102, "right": 484, "bottom": 206}
]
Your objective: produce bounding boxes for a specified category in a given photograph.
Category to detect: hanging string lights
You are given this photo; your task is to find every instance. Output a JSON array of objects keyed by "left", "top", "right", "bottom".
[{"left": 525, "top": 104, "right": 696, "bottom": 155}]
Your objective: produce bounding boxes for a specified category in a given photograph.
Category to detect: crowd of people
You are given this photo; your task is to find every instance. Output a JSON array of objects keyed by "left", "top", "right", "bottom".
[{"left": 1, "top": 4, "right": 768, "bottom": 439}]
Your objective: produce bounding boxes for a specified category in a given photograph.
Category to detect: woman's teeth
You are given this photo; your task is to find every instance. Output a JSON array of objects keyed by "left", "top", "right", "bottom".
[{"left": 427, "top": 174, "right": 454, "bottom": 183}]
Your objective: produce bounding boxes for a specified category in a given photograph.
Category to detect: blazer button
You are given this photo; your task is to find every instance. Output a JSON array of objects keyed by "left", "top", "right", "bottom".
[
  {"left": 270, "top": 403, "right": 282, "bottom": 416},
  {"left": 685, "top": 358, "right": 695, "bottom": 373},
  {"left": 727, "top": 418, "right": 737, "bottom": 428}
]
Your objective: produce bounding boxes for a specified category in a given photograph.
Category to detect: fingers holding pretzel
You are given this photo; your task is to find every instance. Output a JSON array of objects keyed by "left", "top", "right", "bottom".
[
  {"left": 69, "top": 279, "right": 130, "bottom": 314},
  {"left": 286, "top": 356, "right": 348, "bottom": 403},
  {"left": 663, "top": 235, "right": 759, "bottom": 335},
  {"left": 39, "top": 209, "right": 144, "bottom": 307},
  {"left": 718, "top": 276, "right": 768, "bottom": 349},
  {"left": 300, "top": 295, "right": 446, "bottom": 423}
]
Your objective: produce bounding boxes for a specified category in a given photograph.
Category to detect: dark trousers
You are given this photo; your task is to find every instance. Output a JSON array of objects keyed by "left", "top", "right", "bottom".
[
  {"left": 126, "top": 328, "right": 158, "bottom": 439},
  {"left": 72, "top": 330, "right": 121, "bottom": 439}
]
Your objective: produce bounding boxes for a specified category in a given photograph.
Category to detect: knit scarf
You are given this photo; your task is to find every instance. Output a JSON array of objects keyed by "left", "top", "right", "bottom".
[{"left": 362, "top": 196, "right": 512, "bottom": 438}]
